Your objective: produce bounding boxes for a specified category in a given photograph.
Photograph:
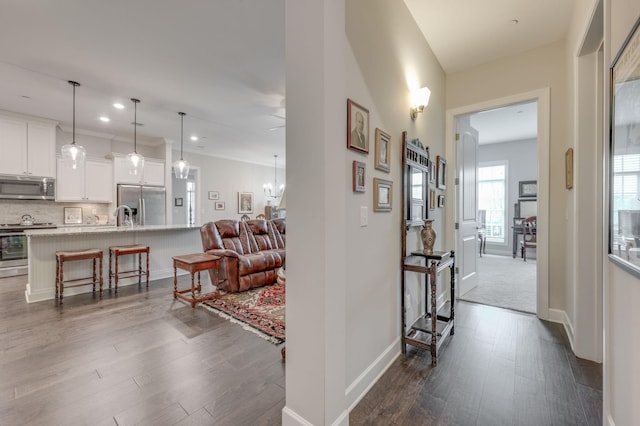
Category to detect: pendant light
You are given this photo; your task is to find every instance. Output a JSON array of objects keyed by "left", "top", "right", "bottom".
[
  {"left": 126, "top": 98, "right": 145, "bottom": 176},
  {"left": 173, "top": 112, "right": 190, "bottom": 179},
  {"left": 61, "top": 81, "right": 86, "bottom": 169}
]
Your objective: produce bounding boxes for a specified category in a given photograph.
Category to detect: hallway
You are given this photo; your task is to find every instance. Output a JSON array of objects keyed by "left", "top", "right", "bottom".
[{"left": 352, "top": 302, "right": 602, "bottom": 425}]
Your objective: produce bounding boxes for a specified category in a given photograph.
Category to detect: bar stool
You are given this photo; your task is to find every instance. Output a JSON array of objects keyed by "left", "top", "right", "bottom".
[
  {"left": 55, "top": 249, "right": 103, "bottom": 304},
  {"left": 108, "top": 245, "right": 150, "bottom": 293}
]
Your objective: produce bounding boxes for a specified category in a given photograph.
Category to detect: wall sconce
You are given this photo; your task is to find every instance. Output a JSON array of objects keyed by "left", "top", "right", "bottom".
[{"left": 410, "top": 87, "right": 431, "bottom": 121}]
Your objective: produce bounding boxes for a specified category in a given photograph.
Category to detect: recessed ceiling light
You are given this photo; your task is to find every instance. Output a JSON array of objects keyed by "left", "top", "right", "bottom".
[
  {"left": 190, "top": 135, "right": 198, "bottom": 141},
  {"left": 99, "top": 116, "right": 110, "bottom": 122},
  {"left": 113, "top": 103, "right": 125, "bottom": 109}
]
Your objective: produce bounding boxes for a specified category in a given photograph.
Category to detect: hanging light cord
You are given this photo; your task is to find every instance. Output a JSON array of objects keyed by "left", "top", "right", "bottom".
[
  {"left": 133, "top": 99, "right": 138, "bottom": 153},
  {"left": 72, "top": 83, "right": 76, "bottom": 145},
  {"left": 179, "top": 112, "right": 185, "bottom": 160}
]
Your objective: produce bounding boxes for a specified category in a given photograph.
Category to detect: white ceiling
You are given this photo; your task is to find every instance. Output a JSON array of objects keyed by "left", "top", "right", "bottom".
[
  {"left": 0, "top": 1, "right": 572, "bottom": 166},
  {"left": 471, "top": 101, "right": 538, "bottom": 145},
  {"left": 0, "top": 0, "right": 285, "bottom": 166}
]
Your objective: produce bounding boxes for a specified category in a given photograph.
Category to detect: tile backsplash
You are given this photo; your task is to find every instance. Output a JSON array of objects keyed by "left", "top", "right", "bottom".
[{"left": 0, "top": 200, "right": 111, "bottom": 225}]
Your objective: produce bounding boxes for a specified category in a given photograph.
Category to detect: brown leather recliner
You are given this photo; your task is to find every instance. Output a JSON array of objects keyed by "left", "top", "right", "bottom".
[{"left": 200, "top": 219, "right": 285, "bottom": 292}]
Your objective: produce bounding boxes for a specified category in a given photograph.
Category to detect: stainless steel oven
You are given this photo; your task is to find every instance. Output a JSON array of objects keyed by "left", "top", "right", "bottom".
[{"left": 0, "top": 223, "right": 57, "bottom": 277}]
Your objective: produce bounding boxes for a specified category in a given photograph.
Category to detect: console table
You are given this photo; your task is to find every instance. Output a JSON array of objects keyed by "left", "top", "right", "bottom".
[{"left": 401, "top": 250, "right": 455, "bottom": 365}]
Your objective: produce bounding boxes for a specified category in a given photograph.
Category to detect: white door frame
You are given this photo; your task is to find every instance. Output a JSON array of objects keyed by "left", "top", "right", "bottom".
[{"left": 445, "top": 88, "right": 551, "bottom": 320}]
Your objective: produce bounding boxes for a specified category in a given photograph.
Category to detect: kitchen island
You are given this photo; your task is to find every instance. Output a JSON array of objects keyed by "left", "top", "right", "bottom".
[{"left": 24, "top": 224, "right": 205, "bottom": 303}]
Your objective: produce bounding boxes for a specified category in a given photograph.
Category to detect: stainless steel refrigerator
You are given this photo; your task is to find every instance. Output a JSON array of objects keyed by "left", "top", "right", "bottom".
[{"left": 116, "top": 185, "right": 166, "bottom": 226}]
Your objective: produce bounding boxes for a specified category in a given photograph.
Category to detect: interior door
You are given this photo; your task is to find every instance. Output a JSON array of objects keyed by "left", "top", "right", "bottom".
[{"left": 456, "top": 115, "right": 480, "bottom": 296}]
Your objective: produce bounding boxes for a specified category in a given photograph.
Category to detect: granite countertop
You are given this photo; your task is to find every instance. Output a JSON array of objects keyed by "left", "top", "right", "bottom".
[{"left": 25, "top": 224, "right": 202, "bottom": 237}]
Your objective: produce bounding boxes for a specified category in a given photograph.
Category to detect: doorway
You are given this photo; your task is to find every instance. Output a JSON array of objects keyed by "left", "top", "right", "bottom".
[
  {"left": 171, "top": 168, "right": 198, "bottom": 225},
  {"left": 446, "top": 88, "right": 550, "bottom": 319},
  {"left": 458, "top": 101, "right": 539, "bottom": 313}
]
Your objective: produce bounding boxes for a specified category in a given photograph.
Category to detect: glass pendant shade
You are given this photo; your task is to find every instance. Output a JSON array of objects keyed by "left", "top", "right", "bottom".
[
  {"left": 61, "top": 81, "right": 86, "bottom": 169},
  {"left": 128, "top": 98, "right": 145, "bottom": 176},
  {"left": 126, "top": 152, "right": 145, "bottom": 176},
  {"left": 173, "top": 112, "right": 190, "bottom": 179},
  {"left": 61, "top": 143, "right": 86, "bottom": 170}
]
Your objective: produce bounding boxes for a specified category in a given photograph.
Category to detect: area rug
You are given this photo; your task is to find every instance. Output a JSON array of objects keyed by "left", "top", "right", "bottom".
[{"left": 200, "top": 283, "right": 285, "bottom": 344}]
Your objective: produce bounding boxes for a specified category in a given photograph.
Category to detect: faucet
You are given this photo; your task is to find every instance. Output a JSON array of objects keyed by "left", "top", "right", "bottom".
[{"left": 113, "top": 205, "right": 133, "bottom": 228}]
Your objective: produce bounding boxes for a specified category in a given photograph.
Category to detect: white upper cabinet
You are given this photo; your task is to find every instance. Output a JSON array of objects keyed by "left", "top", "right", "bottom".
[
  {"left": 114, "top": 156, "right": 165, "bottom": 186},
  {"left": 0, "top": 114, "right": 56, "bottom": 178},
  {"left": 56, "top": 158, "right": 113, "bottom": 203}
]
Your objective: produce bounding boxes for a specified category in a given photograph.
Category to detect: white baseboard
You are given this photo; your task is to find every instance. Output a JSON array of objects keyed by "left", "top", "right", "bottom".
[
  {"left": 282, "top": 407, "right": 313, "bottom": 426},
  {"left": 345, "top": 337, "right": 401, "bottom": 410},
  {"left": 548, "top": 308, "right": 575, "bottom": 352}
]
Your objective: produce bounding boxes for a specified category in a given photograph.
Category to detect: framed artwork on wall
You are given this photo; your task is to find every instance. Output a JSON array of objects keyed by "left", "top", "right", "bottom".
[
  {"left": 238, "top": 192, "right": 254, "bottom": 214},
  {"left": 63, "top": 207, "right": 82, "bottom": 224},
  {"left": 352, "top": 161, "right": 366, "bottom": 193},
  {"left": 565, "top": 148, "right": 574, "bottom": 189},
  {"left": 215, "top": 202, "right": 225, "bottom": 210},
  {"left": 436, "top": 155, "right": 446, "bottom": 190},
  {"left": 347, "top": 98, "right": 369, "bottom": 153},
  {"left": 373, "top": 178, "right": 392, "bottom": 212},
  {"left": 519, "top": 180, "right": 537, "bottom": 198},
  {"left": 174, "top": 197, "right": 183, "bottom": 207},
  {"left": 374, "top": 128, "right": 391, "bottom": 172},
  {"left": 208, "top": 191, "right": 219, "bottom": 200}
]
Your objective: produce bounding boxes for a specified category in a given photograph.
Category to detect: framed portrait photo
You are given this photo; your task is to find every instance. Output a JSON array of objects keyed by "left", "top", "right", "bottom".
[
  {"left": 438, "top": 195, "right": 445, "bottom": 208},
  {"left": 374, "top": 128, "right": 391, "bottom": 172},
  {"left": 373, "top": 178, "right": 392, "bottom": 212},
  {"left": 565, "top": 148, "right": 574, "bottom": 189},
  {"left": 436, "top": 155, "right": 446, "bottom": 190},
  {"left": 63, "top": 207, "right": 83, "bottom": 224},
  {"left": 208, "top": 191, "right": 219, "bottom": 200},
  {"left": 214, "top": 202, "right": 225, "bottom": 211},
  {"left": 238, "top": 192, "right": 254, "bottom": 214},
  {"left": 352, "top": 160, "right": 366, "bottom": 193},
  {"left": 347, "top": 98, "right": 369, "bottom": 153}
]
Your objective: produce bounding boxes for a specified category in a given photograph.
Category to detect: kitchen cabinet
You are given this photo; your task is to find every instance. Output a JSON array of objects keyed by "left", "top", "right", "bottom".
[
  {"left": 114, "top": 156, "right": 165, "bottom": 186},
  {"left": 56, "top": 158, "right": 113, "bottom": 203},
  {"left": 0, "top": 114, "right": 56, "bottom": 178}
]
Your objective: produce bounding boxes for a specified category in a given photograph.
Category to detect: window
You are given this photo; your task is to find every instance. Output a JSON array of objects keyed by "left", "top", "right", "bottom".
[
  {"left": 478, "top": 162, "right": 507, "bottom": 243},
  {"left": 186, "top": 181, "right": 196, "bottom": 225},
  {"left": 612, "top": 154, "right": 640, "bottom": 235}
]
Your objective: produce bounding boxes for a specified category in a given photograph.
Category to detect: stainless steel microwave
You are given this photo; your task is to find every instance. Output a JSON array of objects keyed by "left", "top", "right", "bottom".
[{"left": 0, "top": 175, "right": 55, "bottom": 200}]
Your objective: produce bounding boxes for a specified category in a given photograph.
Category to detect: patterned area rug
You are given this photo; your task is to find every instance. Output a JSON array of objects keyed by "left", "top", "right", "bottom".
[{"left": 200, "top": 283, "right": 285, "bottom": 344}]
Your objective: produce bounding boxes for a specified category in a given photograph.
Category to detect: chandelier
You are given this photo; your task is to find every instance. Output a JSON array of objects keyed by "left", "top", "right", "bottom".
[{"left": 263, "top": 154, "right": 284, "bottom": 201}]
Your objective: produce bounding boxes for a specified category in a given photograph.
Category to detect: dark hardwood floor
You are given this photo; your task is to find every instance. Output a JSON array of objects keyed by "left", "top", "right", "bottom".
[
  {"left": 351, "top": 301, "right": 603, "bottom": 426},
  {"left": 0, "top": 275, "right": 285, "bottom": 425},
  {"left": 0, "top": 275, "right": 601, "bottom": 425}
]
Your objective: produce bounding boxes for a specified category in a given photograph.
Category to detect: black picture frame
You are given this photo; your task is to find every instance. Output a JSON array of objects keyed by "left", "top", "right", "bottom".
[
  {"left": 609, "top": 14, "right": 640, "bottom": 276},
  {"left": 175, "top": 197, "right": 183, "bottom": 207},
  {"left": 518, "top": 180, "right": 537, "bottom": 198}
]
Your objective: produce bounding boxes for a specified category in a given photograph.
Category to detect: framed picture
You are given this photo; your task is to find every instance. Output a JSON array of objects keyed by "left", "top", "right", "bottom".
[
  {"left": 609, "top": 15, "right": 640, "bottom": 275},
  {"left": 208, "top": 191, "right": 219, "bottom": 200},
  {"left": 428, "top": 159, "right": 436, "bottom": 183},
  {"left": 518, "top": 198, "right": 537, "bottom": 219},
  {"left": 374, "top": 128, "right": 391, "bottom": 172},
  {"left": 565, "top": 148, "right": 574, "bottom": 189},
  {"left": 174, "top": 197, "right": 183, "bottom": 207},
  {"left": 429, "top": 189, "right": 436, "bottom": 210},
  {"left": 215, "top": 202, "right": 225, "bottom": 211},
  {"left": 352, "top": 160, "right": 366, "bottom": 193},
  {"left": 436, "top": 155, "right": 446, "bottom": 190},
  {"left": 438, "top": 195, "right": 445, "bottom": 208},
  {"left": 63, "top": 207, "right": 82, "bottom": 224},
  {"left": 238, "top": 192, "right": 254, "bottom": 214},
  {"left": 373, "top": 178, "right": 392, "bottom": 212},
  {"left": 519, "top": 180, "right": 538, "bottom": 198},
  {"left": 347, "top": 98, "right": 369, "bottom": 153}
]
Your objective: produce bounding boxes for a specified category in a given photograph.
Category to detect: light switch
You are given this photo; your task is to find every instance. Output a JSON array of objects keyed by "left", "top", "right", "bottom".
[{"left": 360, "top": 206, "right": 368, "bottom": 227}]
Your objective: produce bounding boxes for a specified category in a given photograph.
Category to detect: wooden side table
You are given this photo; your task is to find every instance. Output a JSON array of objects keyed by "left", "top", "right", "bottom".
[
  {"left": 401, "top": 250, "right": 455, "bottom": 365},
  {"left": 172, "top": 253, "right": 221, "bottom": 307}
]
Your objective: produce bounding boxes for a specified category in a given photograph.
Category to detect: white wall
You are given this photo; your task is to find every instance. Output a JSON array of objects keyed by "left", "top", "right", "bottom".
[
  {"left": 284, "top": 0, "right": 445, "bottom": 423},
  {"left": 605, "top": 1, "right": 640, "bottom": 424},
  {"left": 478, "top": 138, "right": 537, "bottom": 257}
]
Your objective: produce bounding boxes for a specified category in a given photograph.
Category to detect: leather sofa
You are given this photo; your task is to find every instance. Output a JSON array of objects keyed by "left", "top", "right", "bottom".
[{"left": 200, "top": 219, "right": 285, "bottom": 292}]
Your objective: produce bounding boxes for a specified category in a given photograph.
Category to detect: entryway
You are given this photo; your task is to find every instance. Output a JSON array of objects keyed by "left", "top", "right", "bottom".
[{"left": 449, "top": 89, "right": 549, "bottom": 317}]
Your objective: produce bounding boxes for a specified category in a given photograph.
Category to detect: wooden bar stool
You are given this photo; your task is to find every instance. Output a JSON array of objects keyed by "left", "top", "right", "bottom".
[
  {"left": 55, "top": 249, "right": 103, "bottom": 304},
  {"left": 108, "top": 245, "right": 150, "bottom": 293}
]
